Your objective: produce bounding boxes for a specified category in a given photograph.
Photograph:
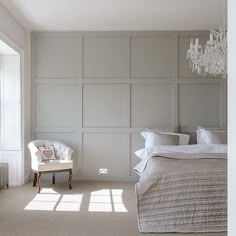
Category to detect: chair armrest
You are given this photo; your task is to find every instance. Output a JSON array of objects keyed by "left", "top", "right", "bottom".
[
  {"left": 28, "top": 142, "right": 43, "bottom": 162},
  {"left": 63, "top": 148, "right": 74, "bottom": 161}
]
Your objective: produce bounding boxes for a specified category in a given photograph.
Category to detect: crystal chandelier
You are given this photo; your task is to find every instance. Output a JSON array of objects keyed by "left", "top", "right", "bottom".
[{"left": 186, "top": 27, "right": 227, "bottom": 78}]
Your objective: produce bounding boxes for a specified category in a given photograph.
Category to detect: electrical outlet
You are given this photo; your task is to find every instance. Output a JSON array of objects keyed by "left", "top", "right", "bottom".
[{"left": 99, "top": 168, "right": 108, "bottom": 174}]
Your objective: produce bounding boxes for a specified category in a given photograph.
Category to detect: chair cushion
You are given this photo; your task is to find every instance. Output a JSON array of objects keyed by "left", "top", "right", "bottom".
[{"left": 32, "top": 160, "right": 73, "bottom": 172}]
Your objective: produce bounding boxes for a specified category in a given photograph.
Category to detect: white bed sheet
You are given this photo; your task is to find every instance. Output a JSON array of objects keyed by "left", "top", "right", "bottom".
[{"left": 134, "top": 144, "right": 227, "bottom": 175}]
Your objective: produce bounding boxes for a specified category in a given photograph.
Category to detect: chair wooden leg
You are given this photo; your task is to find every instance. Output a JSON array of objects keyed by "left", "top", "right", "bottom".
[
  {"left": 52, "top": 173, "right": 55, "bottom": 184},
  {"left": 69, "top": 169, "right": 72, "bottom": 189},
  {"left": 33, "top": 173, "right": 37, "bottom": 187},
  {"left": 37, "top": 172, "right": 41, "bottom": 193}
]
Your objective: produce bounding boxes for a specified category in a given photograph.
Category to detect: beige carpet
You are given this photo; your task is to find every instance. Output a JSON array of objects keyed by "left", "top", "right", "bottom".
[{"left": 0, "top": 181, "right": 227, "bottom": 236}]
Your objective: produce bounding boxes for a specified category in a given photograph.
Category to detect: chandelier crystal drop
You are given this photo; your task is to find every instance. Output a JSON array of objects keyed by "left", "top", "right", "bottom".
[{"left": 186, "top": 27, "right": 227, "bottom": 78}]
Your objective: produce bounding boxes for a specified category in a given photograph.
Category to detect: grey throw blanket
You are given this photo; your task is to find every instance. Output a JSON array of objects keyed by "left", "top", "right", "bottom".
[{"left": 135, "top": 155, "right": 227, "bottom": 233}]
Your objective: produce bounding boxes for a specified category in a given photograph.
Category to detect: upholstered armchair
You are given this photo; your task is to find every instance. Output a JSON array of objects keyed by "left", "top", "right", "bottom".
[{"left": 28, "top": 140, "right": 73, "bottom": 193}]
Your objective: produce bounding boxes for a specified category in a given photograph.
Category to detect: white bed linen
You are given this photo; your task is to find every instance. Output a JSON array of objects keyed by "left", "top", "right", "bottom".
[{"left": 134, "top": 144, "right": 227, "bottom": 175}]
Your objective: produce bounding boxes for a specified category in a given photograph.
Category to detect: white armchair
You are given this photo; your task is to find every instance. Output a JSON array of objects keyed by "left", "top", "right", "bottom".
[{"left": 28, "top": 140, "right": 73, "bottom": 193}]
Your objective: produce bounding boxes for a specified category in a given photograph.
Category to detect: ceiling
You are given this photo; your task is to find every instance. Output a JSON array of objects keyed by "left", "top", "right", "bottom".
[
  {"left": 0, "top": 40, "right": 18, "bottom": 55},
  {"left": 0, "top": 0, "right": 227, "bottom": 31}
]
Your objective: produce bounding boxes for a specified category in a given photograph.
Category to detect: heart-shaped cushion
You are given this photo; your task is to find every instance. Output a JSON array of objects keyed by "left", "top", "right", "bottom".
[
  {"left": 43, "top": 149, "right": 53, "bottom": 158},
  {"left": 39, "top": 146, "right": 56, "bottom": 160}
]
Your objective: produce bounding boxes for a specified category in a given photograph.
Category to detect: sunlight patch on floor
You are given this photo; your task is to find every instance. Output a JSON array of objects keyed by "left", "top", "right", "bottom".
[
  {"left": 40, "top": 188, "right": 58, "bottom": 194},
  {"left": 24, "top": 188, "right": 83, "bottom": 211},
  {"left": 24, "top": 188, "right": 128, "bottom": 212},
  {"left": 88, "top": 189, "right": 128, "bottom": 213},
  {"left": 56, "top": 194, "right": 83, "bottom": 211}
]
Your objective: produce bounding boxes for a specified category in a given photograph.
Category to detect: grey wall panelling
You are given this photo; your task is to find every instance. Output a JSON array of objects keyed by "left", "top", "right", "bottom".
[{"left": 31, "top": 32, "right": 227, "bottom": 182}]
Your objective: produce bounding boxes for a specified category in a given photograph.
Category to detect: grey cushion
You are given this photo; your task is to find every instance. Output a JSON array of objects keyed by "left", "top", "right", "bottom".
[
  {"left": 152, "top": 133, "right": 179, "bottom": 145},
  {"left": 197, "top": 127, "right": 227, "bottom": 144},
  {"left": 204, "top": 129, "right": 227, "bottom": 144}
]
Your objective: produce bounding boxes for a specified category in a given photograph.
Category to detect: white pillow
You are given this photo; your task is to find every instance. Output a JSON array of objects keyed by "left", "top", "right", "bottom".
[
  {"left": 141, "top": 132, "right": 190, "bottom": 147},
  {"left": 39, "top": 146, "right": 56, "bottom": 160},
  {"left": 197, "top": 128, "right": 227, "bottom": 144}
]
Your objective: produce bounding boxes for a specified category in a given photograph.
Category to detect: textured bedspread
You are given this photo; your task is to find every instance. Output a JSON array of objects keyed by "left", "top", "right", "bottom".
[{"left": 135, "top": 153, "right": 227, "bottom": 233}]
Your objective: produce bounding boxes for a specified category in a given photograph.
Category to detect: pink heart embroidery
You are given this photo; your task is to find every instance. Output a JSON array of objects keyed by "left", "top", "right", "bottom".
[{"left": 43, "top": 149, "right": 53, "bottom": 158}]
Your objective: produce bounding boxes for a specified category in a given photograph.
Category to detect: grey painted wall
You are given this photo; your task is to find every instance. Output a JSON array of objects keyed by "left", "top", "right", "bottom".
[{"left": 31, "top": 31, "right": 227, "bottom": 181}]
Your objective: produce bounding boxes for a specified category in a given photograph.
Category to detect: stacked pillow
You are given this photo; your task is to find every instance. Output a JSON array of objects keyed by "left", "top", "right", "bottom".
[
  {"left": 196, "top": 126, "right": 227, "bottom": 144},
  {"left": 140, "top": 126, "right": 227, "bottom": 147},
  {"left": 141, "top": 129, "right": 190, "bottom": 147}
]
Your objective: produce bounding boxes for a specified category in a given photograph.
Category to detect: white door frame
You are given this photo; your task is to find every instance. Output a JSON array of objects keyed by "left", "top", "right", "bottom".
[{"left": 0, "top": 32, "right": 25, "bottom": 185}]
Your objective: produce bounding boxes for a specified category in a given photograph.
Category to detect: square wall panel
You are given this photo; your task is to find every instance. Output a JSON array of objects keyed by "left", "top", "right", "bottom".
[
  {"left": 36, "top": 36, "right": 82, "bottom": 78},
  {"left": 179, "top": 84, "right": 222, "bottom": 128},
  {"left": 83, "top": 84, "right": 130, "bottom": 127},
  {"left": 83, "top": 37, "right": 129, "bottom": 78},
  {"left": 131, "top": 84, "right": 173, "bottom": 128},
  {"left": 131, "top": 36, "right": 172, "bottom": 78},
  {"left": 36, "top": 132, "right": 80, "bottom": 174},
  {"left": 36, "top": 83, "right": 81, "bottom": 129},
  {"left": 83, "top": 133, "right": 130, "bottom": 177}
]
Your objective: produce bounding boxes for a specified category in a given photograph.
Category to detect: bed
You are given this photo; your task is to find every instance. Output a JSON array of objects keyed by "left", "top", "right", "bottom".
[{"left": 134, "top": 144, "right": 227, "bottom": 233}]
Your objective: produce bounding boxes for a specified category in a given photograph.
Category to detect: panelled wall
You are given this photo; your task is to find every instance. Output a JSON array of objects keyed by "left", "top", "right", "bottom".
[{"left": 31, "top": 32, "right": 227, "bottom": 181}]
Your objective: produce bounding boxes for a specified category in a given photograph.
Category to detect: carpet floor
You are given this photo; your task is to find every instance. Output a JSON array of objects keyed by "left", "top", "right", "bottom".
[{"left": 0, "top": 181, "right": 227, "bottom": 236}]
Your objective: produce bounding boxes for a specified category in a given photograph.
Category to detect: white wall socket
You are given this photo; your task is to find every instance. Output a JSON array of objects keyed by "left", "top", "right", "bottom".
[{"left": 99, "top": 168, "right": 108, "bottom": 174}]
